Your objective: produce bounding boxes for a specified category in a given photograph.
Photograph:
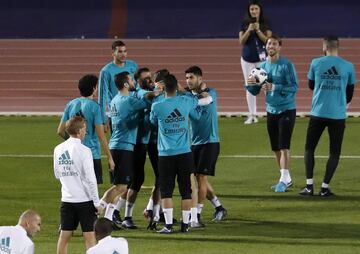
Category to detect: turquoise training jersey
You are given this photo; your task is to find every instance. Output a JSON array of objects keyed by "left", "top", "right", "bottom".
[
  {"left": 308, "top": 56, "right": 356, "bottom": 119},
  {"left": 150, "top": 94, "right": 198, "bottom": 156},
  {"left": 98, "top": 60, "right": 138, "bottom": 123},
  {"left": 109, "top": 93, "right": 148, "bottom": 151},
  {"left": 190, "top": 88, "right": 219, "bottom": 145},
  {"left": 61, "top": 97, "right": 103, "bottom": 159},
  {"left": 134, "top": 88, "right": 152, "bottom": 144}
]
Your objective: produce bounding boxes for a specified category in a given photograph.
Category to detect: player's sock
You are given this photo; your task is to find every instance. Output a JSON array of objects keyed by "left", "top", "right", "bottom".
[
  {"left": 163, "top": 208, "right": 173, "bottom": 227},
  {"left": 210, "top": 196, "right": 221, "bottom": 208},
  {"left": 190, "top": 207, "right": 198, "bottom": 223},
  {"left": 153, "top": 204, "right": 161, "bottom": 222},
  {"left": 115, "top": 197, "right": 126, "bottom": 212},
  {"left": 124, "top": 202, "right": 135, "bottom": 218},
  {"left": 146, "top": 197, "right": 154, "bottom": 211},
  {"left": 280, "top": 169, "right": 291, "bottom": 184},
  {"left": 99, "top": 199, "right": 108, "bottom": 210},
  {"left": 182, "top": 210, "right": 191, "bottom": 224},
  {"left": 197, "top": 203, "right": 204, "bottom": 214},
  {"left": 321, "top": 183, "right": 329, "bottom": 189},
  {"left": 104, "top": 203, "right": 115, "bottom": 221},
  {"left": 306, "top": 179, "right": 314, "bottom": 190}
]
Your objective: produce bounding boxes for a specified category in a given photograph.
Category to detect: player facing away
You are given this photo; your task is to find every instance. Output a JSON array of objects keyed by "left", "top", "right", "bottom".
[
  {"left": 54, "top": 116, "right": 101, "bottom": 254},
  {"left": 185, "top": 66, "right": 227, "bottom": 227},
  {"left": 98, "top": 72, "right": 150, "bottom": 229},
  {"left": 299, "top": 35, "right": 356, "bottom": 197},
  {"left": 150, "top": 74, "right": 201, "bottom": 234},
  {"left": 57, "top": 74, "right": 115, "bottom": 184},
  {"left": 0, "top": 209, "right": 41, "bottom": 254},
  {"left": 247, "top": 35, "right": 298, "bottom": 193},
  {"left": 86, "top": 218, "right": 128, "bottom": 254}
]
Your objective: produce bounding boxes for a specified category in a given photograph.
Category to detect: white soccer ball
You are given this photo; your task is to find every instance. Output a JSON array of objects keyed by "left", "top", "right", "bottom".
[{"left": 249, "top": 67, "right": 268, "bottom": 86}]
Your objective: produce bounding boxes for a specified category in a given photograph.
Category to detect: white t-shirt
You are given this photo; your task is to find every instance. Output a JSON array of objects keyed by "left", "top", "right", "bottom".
[
  {"left": 86, "top": 236, "right": 128, "bottom": 254},
  {"left": 53, "top": 137, "right": 100, "bottom": 206},
  {"left": 0, "top": 225, "right": 34, "bottom": 254}
]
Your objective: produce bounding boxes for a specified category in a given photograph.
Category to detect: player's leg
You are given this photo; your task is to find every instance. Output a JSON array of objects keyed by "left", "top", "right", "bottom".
[
  {"left": 77, "top": 201, "right": 97, "bottom": 250},
  {"left": 299, "top": 117, "right": 326, "bottom": 196},
  {"left": 122, "top": 144, "right": 147, "bottom": 229},
  {"left": 320, "top": 119, "right": 345, "bottom": 196},
  {"left": 157, "top": 155, "right": 176, "bottom": 234},
  {"left": 241, "top": 58, "right": 259, "bottom": 124},
  {"left": 93, "top": 159, "right": 103, "bottom": 185},
  {"left": 57, "top": 202, "right": 77, "bottom": 254},
  {"left": 57, "top": 231, "right": 72, "bottom": 254}
]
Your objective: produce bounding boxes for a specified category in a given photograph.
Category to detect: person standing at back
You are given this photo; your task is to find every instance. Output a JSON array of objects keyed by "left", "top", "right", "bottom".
[
  {"left": 299, "top": 35, "right": 356, "bottom": 197},
  {"left": 239, "top": 0, "right": 272, "bottom": 124}
]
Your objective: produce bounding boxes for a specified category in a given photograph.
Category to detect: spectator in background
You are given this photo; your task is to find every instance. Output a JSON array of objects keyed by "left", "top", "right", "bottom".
[
  {"left": 239, "top": 0, "right": 272, "bottom": 124},
  {"left": 0, "top": 210, "right": 41, "bottom": 254},
  {"left": 299, "top": 35, "right": 356, "bottom": 197}
]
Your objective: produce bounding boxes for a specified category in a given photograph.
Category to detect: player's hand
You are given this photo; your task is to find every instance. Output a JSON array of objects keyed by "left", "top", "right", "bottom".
[
  {"left": 200, "top": 82, "right": 207, "bottom": 91},
  {"left": 247, "top": 75, "right": 257, "bottom": 86},
  {"left": 95, "top": 206, "right": 102, "bottom": 216},
  {"left": 108, "top": 157, "right": 115, "bottom": 172},
  {"left": 154, "top": 81, "right": 165, "bottom": 91},
  {"left": 177, "top": 82, "right": 185, "bottom": 92},
  {"left": 104, "top": 121, "right": 110, "bottom": 133},
  {"left": 200, "top": 91, "right": 210, "bottom": 98},
  {"left": 262, "top": 81, "right": 273, "bottom": 91}
]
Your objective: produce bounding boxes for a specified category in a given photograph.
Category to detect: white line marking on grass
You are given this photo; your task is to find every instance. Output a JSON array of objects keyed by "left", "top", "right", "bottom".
[{"left": 1, "top": 154, "right": 360, "bottom": 159}]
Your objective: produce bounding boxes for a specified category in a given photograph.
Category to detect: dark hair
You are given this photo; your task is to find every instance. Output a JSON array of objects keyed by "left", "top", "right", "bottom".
[
  {"left": 324, "top": 35, "right": 339, "bottom": 49},
  {"left": 78, "top": 74, "right": 98, "bottom": 97},
  {"left": 135, "top": 67, "right": 150, "bottom": 81},
  {"left": 111, "top": 40, "right": 126, "bottom": 50},
  {"left": 163, "top": 74, "right": 178, "bottom": 93},
  {"left": 266, "top": 35, "right": 282, "bottom": 46},
  {"left": 114, "top": 71, "right": 130, "bottom": 90},
  {"left": 65, "top": 116, "right": 86, "bottom": 136},
  {"left": 185, "top": 66, "right": 202, "bottom": 77},
  {"left": 154, "top": 69, "right": 170, "bottom": 83},
  {"left": 94, "top": 218, "right": 113, "bottom": 238},
  {"left": 244, "top": 0, "right": 266, "bottom": 26}
]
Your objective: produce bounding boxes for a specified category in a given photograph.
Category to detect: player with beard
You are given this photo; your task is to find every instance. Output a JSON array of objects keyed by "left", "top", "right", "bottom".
[{"left": 247, "top": 35, "right": 298, "bottom": 193}]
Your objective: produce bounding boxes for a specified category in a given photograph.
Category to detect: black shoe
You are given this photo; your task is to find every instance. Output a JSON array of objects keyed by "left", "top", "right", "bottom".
[
  {"left": 299, "top": 187, "right": 314, "bottom": 196},
  {"left": 112, "top": 222, "right": 122, "bottom": 231},
  {"left": 112, "top": 211, "right": 122, "bottom": 225},
  {"left": 156, "top": 225, "right": 173, "bottom": 234},
  {"left": 213, "top": 208, "right": 227, "bottom": 222},
  {"left": 147, "top": 221, "right": 158, "bottom": 231},
  {"left": 319, "top": 188, "right": 335, "bottom": 197},
  {"left": 122, "top": 218, "right": 138, "bottom": 229},
  {"left": 180, "top": 222, "right": 189, "bottom": 233}
]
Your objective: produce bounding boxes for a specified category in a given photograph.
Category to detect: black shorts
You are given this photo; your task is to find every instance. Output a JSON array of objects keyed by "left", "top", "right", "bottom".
[
  {"left": 60, "top": 201, "right": 97, "bottom": 232},
  {"left": 93, "top": 159, "right": 103, "bottom": 184},
  {"left": 158, "top": 152, "right": 194, "bottom": 199},
  {"left": 111, "top": 149, "right": 134, "bottom": 185},
  {"left": 305, "top": 116, "right": 345, "bottom": 155},
  {"left": 147, "top": 142, "right": 159, "bottom": 178},
  {"left": 267, "top": 109, "right": 296, "bottom": 151},
  {"left": 192, "top": 143, "right": 220, "bottom": 176}
]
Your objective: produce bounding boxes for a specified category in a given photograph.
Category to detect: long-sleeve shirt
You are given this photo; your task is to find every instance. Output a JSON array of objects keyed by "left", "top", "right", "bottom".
[
  {"left": 53, "top": 137, "right": 99, "bottom": 207},
  {"left": 0, "top": 225, "right": 34, "bottom": 254}
]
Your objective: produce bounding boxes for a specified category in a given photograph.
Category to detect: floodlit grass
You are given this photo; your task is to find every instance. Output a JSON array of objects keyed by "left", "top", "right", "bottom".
[{"left": 0, "top": 116, "right": 359, "bottom": 254}]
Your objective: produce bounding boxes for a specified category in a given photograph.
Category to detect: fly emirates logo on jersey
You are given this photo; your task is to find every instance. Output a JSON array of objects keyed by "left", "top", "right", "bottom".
[
  {"left": 58, "top": 151, "right": 79, "bottom": 177},
  {"left": 0, "top": 237, "right": 11, "bottom": 254},
  {"left": 164, "top": 109, "right": 186, "bottom": 135}
]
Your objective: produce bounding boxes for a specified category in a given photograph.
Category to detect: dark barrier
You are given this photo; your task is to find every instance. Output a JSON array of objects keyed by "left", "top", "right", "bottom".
[{"left": 0, "top": 0, "right": 359, "bottom": 38}]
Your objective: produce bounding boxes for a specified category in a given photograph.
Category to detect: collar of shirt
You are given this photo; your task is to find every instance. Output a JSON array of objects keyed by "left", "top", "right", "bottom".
[
  {"left": 15, "top": 225, "right": 28, "bottom": 237},
  {"left": 68, "top": 137, "right": 82, "bottom": 143},
  {"left": 98, "top": 235, "right": 112, "bottom": 244}
]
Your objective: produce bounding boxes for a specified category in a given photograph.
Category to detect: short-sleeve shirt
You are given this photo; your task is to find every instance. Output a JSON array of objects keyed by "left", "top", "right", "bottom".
[
  {"left": 308, "top": 56, "right": 357, "bottom": 119},
  {"left": 61, "top": 97, "right": 103, "bottom": 159},
  {"left": 150, "top": 94, "right": 198, "bottom": 156}
]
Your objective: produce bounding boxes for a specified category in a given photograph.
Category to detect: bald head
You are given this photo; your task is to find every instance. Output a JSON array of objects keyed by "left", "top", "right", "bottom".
[{"left": 18, "top": 209, "right": 41, "bottom": 238}]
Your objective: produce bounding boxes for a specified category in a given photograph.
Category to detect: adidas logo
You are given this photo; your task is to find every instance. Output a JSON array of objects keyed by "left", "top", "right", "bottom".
[
  {"left": 59, "top": 150, "right": 74, "bottom": 165},
  {"left": 165, "top": 109, "right": 185, "bottom": 123},
  {"left": 0, "top": 237, "right": 11, "bottom": 254},
  {"left": 321, "top": 66, "right": 341, "bottom": 80}
]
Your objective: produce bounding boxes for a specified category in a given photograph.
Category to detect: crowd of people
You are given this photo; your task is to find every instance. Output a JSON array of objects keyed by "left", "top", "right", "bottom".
[{"left": 0, "top": 1, "right": 356, "bottom": 253}]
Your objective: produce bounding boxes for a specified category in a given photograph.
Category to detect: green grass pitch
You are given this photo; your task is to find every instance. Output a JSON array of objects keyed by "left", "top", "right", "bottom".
[{"left": 0, "top": 116, "right": 359, "bottom": 254}]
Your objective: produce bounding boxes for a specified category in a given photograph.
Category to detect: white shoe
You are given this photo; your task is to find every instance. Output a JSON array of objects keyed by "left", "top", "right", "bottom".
[{"left": 244, "top": 116, "right": 258, "bottom": 124}]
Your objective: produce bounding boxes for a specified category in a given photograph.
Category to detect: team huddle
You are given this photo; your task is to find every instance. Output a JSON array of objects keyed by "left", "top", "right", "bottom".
[{"left": 53, "top": 40, "right": 227, "bottom": 253}]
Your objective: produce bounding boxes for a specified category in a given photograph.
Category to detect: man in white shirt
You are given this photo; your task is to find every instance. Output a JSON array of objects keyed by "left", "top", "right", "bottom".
[
  {"left": 86, "top": 218, "right": 128, "bottom": 254},
  {"left": 0, "top": 209, "right": 41, "bottom": 254},
  {"left": 54, "top": 116, "right": 101, "bottom": 254}
]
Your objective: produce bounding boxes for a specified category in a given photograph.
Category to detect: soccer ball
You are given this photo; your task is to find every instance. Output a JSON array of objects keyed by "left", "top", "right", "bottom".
[{"left": 249, "top": 67, "right": 268, "bottom": 86}]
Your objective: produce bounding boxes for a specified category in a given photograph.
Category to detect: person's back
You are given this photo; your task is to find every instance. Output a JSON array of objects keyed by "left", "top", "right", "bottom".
[
  {"left": 54, "top": 137, "right": 98, "bottom": 203},
  {"left": 151, "top": 94, "right": 198, "bottom": 156},
  {"left": 0, "top": 225, "right": 34, "bottom": 254},
  {"left": 309, "top": 55, "right": 355, "bottom": 119},
  {"left": 62, "top": 97, "right": 102, "bottom": 158},
  {"left": 86, "top": 236, "right": 128, "bottom": 254}
]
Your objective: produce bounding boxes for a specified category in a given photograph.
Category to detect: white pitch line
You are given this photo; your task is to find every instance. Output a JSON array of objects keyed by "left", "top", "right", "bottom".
[{"left": 1, "top": 154, "right": 360, "bottom": 159}]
